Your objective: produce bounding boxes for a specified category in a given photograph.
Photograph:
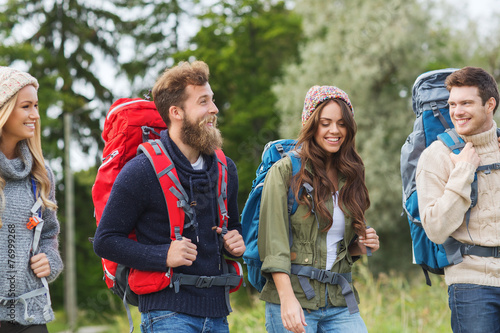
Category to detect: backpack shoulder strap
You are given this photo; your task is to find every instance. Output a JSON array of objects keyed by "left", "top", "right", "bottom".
[
  {"left": 214, "top": 149, "right": 229, "bottom": 234},
  {"left": 437, "top": 128, "right": 465, "bottom": 154},
  {"left": 138, "top": 140, "right": 193, "bottom": 241},
  {"left": 287, "top": 152, "right": 300, "bottom": 219},
  {"left": 12, "top": 177, "right": 53, "bottom": 322},
  {"left": 286, "top": 151, "right": 309, "bottom": 215},
  {"left": 437, "top": 128, "right": 479, "bottom": 262},
  {"left": 288, "top": 150, "right": 302, "bottom": 176},
  {"left": 437, "top": 128, "right": 478, "bottom": 206}
]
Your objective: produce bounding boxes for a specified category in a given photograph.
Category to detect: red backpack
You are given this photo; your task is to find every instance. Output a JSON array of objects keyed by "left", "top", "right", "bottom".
[
  {"left": 92, "top": 98, "right": 242, "bottom": 309},
  {"left": 92, "top": 98, "right": 166, "bottom": 305}
]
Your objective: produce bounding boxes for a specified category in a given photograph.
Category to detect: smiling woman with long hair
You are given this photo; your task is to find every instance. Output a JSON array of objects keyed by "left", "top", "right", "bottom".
[
  {"left": 258, "top": 86, "right": 379, "bottom": 333},
  {"left": 0, "top": 67, "right": 63, "bottom": 333}
]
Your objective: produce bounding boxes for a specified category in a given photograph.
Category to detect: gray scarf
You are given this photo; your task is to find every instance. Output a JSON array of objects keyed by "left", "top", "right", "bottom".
[{"left": 0, "top": 140, "right": 33, "bottom": 180}]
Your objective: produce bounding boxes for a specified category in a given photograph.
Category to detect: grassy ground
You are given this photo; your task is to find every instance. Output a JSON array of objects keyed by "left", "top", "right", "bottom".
[{"left": 47, "top": 260, "right": 451, "bottom": 332}]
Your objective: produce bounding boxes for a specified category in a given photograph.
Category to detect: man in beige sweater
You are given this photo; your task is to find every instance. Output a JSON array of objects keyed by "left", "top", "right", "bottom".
[{"left": 416, "top": 66, "right": 500, "bottom": 333}]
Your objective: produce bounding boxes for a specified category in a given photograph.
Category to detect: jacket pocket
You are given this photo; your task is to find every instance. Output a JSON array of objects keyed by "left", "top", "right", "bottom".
[{"left": 291, "top": 241, "right": 314, "bottom": 266}]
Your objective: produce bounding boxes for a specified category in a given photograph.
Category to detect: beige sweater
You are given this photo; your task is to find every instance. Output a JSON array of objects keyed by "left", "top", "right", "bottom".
[{"left": 416, "top": 122, "right": 500, "bottom": 287}]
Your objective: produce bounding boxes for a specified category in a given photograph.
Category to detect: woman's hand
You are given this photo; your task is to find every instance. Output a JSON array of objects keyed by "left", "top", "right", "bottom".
[
  {"left": 280, "top": 294, "right": 307, "bottom": 333},
  {"left": 30, "top": 253, "right": 51, "bottom": 278},
  {"left": 349, "top": 227, "right": 380, "bottom": 256},
  {"left": 272, "top": 272, "right": 307, "bottom": 333}
]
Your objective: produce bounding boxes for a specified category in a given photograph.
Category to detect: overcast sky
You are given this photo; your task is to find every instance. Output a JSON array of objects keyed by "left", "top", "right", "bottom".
[{"left": 445, "top": 0, "right": 500, "bottom": 35}]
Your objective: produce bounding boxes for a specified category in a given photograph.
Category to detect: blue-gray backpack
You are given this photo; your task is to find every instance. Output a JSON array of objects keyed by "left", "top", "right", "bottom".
[
  {"left": 241, "top": 139, "right": 360, "bottom": 315},
  {"left": 401, "top": 68, "right": 500, "bottom": 286},
  {"left": 400, "top": 68, "right": 457, "bottom": 285}
]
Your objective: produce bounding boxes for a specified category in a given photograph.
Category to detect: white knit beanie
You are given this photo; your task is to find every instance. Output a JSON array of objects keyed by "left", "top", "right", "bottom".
[{"left": 0, "top": 66, "right": 39, "bottom": 109}]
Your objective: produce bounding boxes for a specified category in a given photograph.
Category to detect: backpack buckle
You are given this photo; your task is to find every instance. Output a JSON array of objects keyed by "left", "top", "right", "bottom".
[
  {"left": 0, "top": 298, "right": 11, "bottom": 305},
  {"left": 195, "top": 276, "right": 215, "bottom": 288},
  {"left": 493, "top": 247, "right": 500, "bottom": 258},
  {"left": 315, "top": 269, "right": 334, "bottom": 284},
  {"left": 27, "top": 216, "right": 42, "bottom": 230},
  {"left": 314, "top": 269, "right": 326, "bottom": 282}
]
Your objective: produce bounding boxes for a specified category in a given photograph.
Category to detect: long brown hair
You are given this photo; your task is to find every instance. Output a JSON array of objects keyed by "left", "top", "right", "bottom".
[{"left": 292, "top": 99, "right": 370, "bottom": 237}]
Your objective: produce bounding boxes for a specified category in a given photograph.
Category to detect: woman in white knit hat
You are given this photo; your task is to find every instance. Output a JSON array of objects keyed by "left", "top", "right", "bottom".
[
  {"left": 258, "top": 86, "right": 379, "bottom": 333},
  {"left": 0, "top": 67, "right": 63, "bottom": 332}
]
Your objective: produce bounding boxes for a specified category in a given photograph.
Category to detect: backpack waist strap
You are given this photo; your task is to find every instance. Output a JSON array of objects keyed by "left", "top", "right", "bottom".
[
  {"left": 0, "top": 282, "right": 51, "bottom": 323},
  {"left": 170, "top": 273, "right": 242, "bottom": 293},
  {"left": 463, "top": 244, "right": 500, "bottom": 258},
  {"left": 290, "top": 264, "right": 358, "bottom": 314},
  {"left": 443, "top": 237, "right": 500, "bottom": 266}
]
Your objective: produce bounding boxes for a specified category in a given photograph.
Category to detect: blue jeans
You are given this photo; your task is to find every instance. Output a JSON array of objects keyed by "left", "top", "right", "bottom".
[
  {"left": 265, "top": 302, "right": 367, "bottom": 333},
  {"left": 140, "top": 310, "right": 229, "bottom": 333},
  {"left": 448, "top": 284, "right": 500, "bottom": 333}
]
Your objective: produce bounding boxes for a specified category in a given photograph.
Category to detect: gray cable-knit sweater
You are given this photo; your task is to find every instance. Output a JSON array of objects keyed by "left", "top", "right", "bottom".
[{"left": 0, "top": 141, "right": 63, "bottom": 325}]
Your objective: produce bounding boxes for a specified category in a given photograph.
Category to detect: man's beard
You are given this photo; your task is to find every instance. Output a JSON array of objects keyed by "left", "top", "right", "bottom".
[{"left": 180, "top": 114, "right": 223, "bottom": 155}]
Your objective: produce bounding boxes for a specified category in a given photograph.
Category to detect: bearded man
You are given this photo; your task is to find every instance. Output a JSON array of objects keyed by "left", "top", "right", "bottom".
[{"left": 93, "top": 61, "right": 244, "bottom": 333}]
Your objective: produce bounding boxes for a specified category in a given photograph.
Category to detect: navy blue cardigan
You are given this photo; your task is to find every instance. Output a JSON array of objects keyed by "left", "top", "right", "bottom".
[{"left": 93, "top": 130, "right": 241, "bottom": 317}]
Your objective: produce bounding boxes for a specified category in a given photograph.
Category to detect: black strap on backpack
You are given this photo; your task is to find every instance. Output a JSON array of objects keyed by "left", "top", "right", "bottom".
[
  {"left": 290, "top": 265, "right": 358, "bottom": 314},
  {"left": 439, "top": 128, "right": 500, "bottom": 265},
  {"left": 170, "top": 273, "right": 242, "bottom": 292}
]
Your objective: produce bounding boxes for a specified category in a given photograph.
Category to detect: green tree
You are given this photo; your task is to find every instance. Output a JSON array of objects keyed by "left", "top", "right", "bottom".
[
  {"left": 174, "top": 0, "right": 303, "bottom": 207},
  {"left": 1, "top": 0, "right": 117, "bottom": 162},
  {"left": 274, "top": 0, "right": 469, "bottom": 274},
  {"left": 0, "top": 0, "right": 191, "bottom": 162},
  {"left": 0, "top": 0, "right": 194, "bottom": 315},
  {"left": 120, "top": 0, "right": 197, "bottom": 93}
]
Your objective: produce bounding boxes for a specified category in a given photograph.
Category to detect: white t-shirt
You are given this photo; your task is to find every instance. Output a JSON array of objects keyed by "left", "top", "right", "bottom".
[
  {"left": 191, "top": 155, "right": 205, "bottom": 170},
  {"left": 326, "top": 192, "right": 345, "bottom": 271}
]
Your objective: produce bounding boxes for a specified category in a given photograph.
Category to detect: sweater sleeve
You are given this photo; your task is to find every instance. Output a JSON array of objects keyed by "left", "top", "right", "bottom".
[
  {"left": 39, "top": 165, "right": 63, "bottom": 283},
  {"left": 416, "top": 142, "right": 476, "bottom": 244},
  {"left": 93, "top": 156, "right": 170, "bottom": 272},
  {"left": 258, "top": 157, "right": 293, "bottom": 275}
]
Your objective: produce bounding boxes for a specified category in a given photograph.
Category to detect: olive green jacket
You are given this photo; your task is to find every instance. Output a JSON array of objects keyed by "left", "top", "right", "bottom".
[{"left": 257, "top": 156, "right": 360, "bottom": 310}]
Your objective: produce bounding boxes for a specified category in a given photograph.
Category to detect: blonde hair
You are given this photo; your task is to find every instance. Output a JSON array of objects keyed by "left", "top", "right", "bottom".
[{"left": 0, "top": 89, "right": 57, "bottom": 227}]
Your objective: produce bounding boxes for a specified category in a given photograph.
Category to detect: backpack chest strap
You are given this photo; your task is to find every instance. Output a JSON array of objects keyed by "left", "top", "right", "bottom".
[{"left": 477, "top": 163, "right": 500, "bottom": 174}]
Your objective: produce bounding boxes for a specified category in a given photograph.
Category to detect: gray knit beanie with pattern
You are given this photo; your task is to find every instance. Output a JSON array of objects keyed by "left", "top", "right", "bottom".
[{"left": 0, "top": 66, "right": 39, "bottom": 109}]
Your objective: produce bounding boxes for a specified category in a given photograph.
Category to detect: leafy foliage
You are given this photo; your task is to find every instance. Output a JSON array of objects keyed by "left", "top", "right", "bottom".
[{"left": 0, "top": 0, "right": 189, "bottom": 164}]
